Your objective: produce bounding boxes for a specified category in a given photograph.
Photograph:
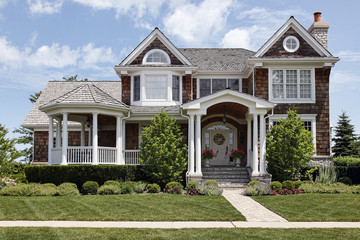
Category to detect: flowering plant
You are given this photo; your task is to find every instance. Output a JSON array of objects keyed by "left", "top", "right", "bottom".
[
  {"left": 230, "top": 149, "right": 246, "bottom": 159},
  {"left": 201, "top": 149, "right": 216, "bottom": 160}
]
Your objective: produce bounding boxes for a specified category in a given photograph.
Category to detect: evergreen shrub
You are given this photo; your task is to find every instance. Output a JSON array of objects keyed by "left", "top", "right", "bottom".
[
  {"left": 282, "top": 180, "right": 295, "bottom": 190},
  {"left": 82, "top": 181, "right": 99, "bottom": 195},
  {"left": 269, "top": 181, "right": 282, "bottom": 191},
  {"left": 165, "top": 181, "right": 183, "bottom": 194},
  {"left": 56, "top": 182, "right": 80, "bottom": 196},
  {"left": 147, "top": 183, "right": 160, "bottom": 193},
  {"left": 97, "top": 184, "right": 121, "bottom": 195}
]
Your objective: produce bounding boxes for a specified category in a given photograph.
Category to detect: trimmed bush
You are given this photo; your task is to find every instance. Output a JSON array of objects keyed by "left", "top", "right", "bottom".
[
  {"left": 338, "top": 177, "right": 352, "bottom": 185},
  {"left": 269, "top": 181, "right": 282, "bottom": 191},
  {"left": 56, "top": 183, "right": 80, "bottom": 196},
  {"left": 294, "top": 181, "right": 302, "bottom": 189},
  {"left": 245, "top": 182, "right": 271, "bottom": 196},
  {"left": 334, "top": 156, "right": 360, "bottom": 167},
  {"left": 104, "top": 180, "right": 121, "bottom": 187},
  {"left": 147, "top": 183, "right": 160, "bottom": 193},
  {"left": 282, "top": 180, "right": 295, "bottom": 190},
  {"left": 165, "top": 181, "right": 183, "bottom": 194},
  {"left": 299, "top": 182, "right": 353, "bottom": 194},
  {"left": 120, "top": 183, "right": 133, "bottom": 194},
  {"left": 133, "top": 182, "right": 147, "bottom": 193},
  {"left": 248, "top": 180, "right": 260, "bottom": 186},
  {"left": 97, "top": 184, "right": 121, "bottom": 195},
  {"left": 204, "top": 180, "right": 218, "bottom": 187},
  {"left": 0, "top": 183, "right": 57, "bottom": 196},
  {"left": 186, "top": 181, "right": 199, "bottom": 190},
  {"left": 43, "top": 183, "right": 56, "bottom": 188},
  {"left": 25, "top": 165, "right": 145, "bottom": 188},
  {"left": 198, "top": 184, "right": 222, "bottom": 196},
  {"left": 82, "top": 181, "right": 99, "bottom": 195}
]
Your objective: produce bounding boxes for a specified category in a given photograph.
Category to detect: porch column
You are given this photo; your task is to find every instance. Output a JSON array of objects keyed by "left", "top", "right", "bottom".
[
  {"left": 122, "top": 119, "right": 126, "bottom": 163},
  {"left": 61, "top": 113, "right": 68, "bottom": 165},
  {"left": 48, "top": 116, "right": 53, "bottom": 164},
  {"left": 80, "top": 122, "right": 86, "bottom": 147},
  {"left": 116, "top": 115, "right": 124, "bottom": 165},
  {"left": 259, "top": 113, "right": 267, "bottom": 175},
  {"left": 252, "top": 114, "right": 259, "bottom": 175},
  {"left": 56, "top": 118, "right": 61, "bottom": 148},
  {"left": 92, "top": 113, "right": 98, "bottom": 165},
  {"left": 188, "top": 114, "right": 195, "bottom": 174},
  {"left": 88, "top": 126, "right": 92, "bottom": 146},
  {"left": 246, "top": 115, "right": 252, "bottom": 168},
  {"left": 195, "top": 114, "right": 202, "bottom": 175}
]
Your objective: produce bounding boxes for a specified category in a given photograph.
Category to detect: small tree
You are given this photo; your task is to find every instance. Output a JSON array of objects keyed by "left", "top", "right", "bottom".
[
  {"left": 332, "top": 111, "right": 359, "bottom": 157},
  {"left": 266, "top": 110, "right": 314, "bottom": 181},
  {"left": 29, "top": 91, "right": 42, "bottom": 103},
  {"left": 139, "top": 111, "right": 187, "bottom": 187},
  {"left": 13, "top": 127, "right": 33, "bottom": 163},
  {"left": 0, "top": 124, "right": 21, "bottom": 175}
]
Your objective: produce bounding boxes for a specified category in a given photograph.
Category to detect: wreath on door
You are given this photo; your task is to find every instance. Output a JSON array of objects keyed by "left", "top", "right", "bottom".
[{"left": 213, "top": 133, "right": 225, "bottom": 145}]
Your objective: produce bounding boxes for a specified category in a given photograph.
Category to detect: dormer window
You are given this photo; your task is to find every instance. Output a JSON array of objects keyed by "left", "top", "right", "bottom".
[{"left": 142, "top": 49, "right": 171, "bottom": 64}]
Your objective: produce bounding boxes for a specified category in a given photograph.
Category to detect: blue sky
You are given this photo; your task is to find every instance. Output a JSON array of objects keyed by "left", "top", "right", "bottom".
[{"left": 0, "top": 0, "right": 359, "bottom": 141}]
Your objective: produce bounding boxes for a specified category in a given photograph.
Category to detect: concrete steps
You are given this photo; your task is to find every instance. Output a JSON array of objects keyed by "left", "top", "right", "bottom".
[{"left": 202, "top": 166, "right": 250, "bottom": 185}]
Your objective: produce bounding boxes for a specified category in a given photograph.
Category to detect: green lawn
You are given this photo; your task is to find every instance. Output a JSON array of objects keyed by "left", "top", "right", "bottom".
[
  {"left": 0, "top": 228, "right": 359, "bottom": 240},
  {"left": 252, "top": 193, "right": 360, "bottom": 221},
  {"left": 0, "top": 194, "right": 245, "bottom": 221}
]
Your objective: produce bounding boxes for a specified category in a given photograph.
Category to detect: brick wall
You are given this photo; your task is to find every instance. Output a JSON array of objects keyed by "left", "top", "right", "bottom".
[
  {"left": 125, "top": 123, "right": 139, "bottom": 149},
  {"left": 121, "top": 75, "right": 131, "bottom": 105}
]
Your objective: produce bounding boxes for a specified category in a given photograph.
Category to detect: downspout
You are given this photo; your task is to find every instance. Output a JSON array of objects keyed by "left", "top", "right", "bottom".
[{"left": 181, "top": 109, "right": 190, "bottom": 186}]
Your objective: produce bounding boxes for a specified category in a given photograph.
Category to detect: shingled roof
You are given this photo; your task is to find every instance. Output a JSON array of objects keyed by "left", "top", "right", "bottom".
[{"left": 179, "top": 48, "right": 255, "bottom": 72}]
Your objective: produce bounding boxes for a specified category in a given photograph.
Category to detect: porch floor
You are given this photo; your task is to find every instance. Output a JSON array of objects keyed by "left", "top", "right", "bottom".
[{"left": 202, "top": 166, "right": 250, "bottom": 185}]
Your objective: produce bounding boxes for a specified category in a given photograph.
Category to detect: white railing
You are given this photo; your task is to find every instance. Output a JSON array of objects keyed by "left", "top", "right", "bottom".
[
  {"left": 98, "top": 147, "right": 117, "bottom": 164},
  {"left": 67, "top": 147, "right": 93, "bottom": 164},
  {"left": 50, "top": 148, "right": 62, "bottom": 165},
  {"left": 124, "top": 150, "right": 140, "bottom": 165}
]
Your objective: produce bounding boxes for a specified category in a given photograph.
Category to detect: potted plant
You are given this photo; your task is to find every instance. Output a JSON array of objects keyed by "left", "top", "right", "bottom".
[
  {"left": 230, "top": 149, "right": 246, "bottom": 167},
  {"left": 201, "top": 149, "right": 216, "bottom": 167}
]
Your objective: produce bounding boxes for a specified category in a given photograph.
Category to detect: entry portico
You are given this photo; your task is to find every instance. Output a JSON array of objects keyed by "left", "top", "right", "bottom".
[{"left": 182, "top": 89, "right": 275, "bottom": 181}]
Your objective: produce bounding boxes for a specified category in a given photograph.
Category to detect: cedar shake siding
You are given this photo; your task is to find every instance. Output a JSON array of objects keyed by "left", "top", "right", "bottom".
[
  {"left": 182, "top": 74, "right": 192, "bottom": 103},
  {"left": 264, "top": 27, "right": 321, "bottom": 58},
  {"left": 121, "top": 75, "right": 131, "bottom": 105},
  {"left": 125, "top": 123, "right": 139, "bottom": 149},
  {"left": 254, "top": 68, "right": 268, "bottom": 100},
  {"left": 34, "top": 131, "right": 48, "bottom": 162},
  {"left": 130, "top": 38, "right": 183, "bottom": 65}
]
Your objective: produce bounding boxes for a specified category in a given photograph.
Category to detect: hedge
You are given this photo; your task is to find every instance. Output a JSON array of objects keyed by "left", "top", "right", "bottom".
[
  {"left": 301, "top": 166, "right": 360, "bottom": 184},
  {"left": 334, "top": 156, "right": 360, "bottom": 167},
  {"left": 25, "top": 165, "right": 145, "bottom": 188}
]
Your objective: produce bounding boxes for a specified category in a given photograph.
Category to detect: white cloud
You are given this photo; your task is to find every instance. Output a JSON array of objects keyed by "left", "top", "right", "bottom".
[
  {"left": 330, "top": 70, "right": 360, "bottom": 93},
  {"left": 26, "top": 0, "right": 63, "bottom": 15},
  {"left": 163, "top": 0, "right": 233, "bottom": 46},
  {"left": 336, "top": 50, "right": 360, "bottom": 62}
]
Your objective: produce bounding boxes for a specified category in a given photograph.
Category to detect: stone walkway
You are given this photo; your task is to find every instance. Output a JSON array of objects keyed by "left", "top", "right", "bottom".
[{"left": 222, "top": 189, "right": 288, "bottom": 222}]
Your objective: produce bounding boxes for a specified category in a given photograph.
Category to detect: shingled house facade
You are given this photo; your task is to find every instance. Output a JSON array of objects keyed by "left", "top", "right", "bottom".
[{"left": 22, "top": 12, "right": 339, "bottom": 183}]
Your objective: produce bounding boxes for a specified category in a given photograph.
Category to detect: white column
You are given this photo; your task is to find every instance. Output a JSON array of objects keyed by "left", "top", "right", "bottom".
[
  {"left": 80, "top": 122, "right": 85, "bottom": 147},
  {"left": 246, "top": 116, "right": 252, "bottom": 168},
  {"left": 188, "top": 114, "right": 195, "bottom": 174},
  {"left": 92, "top": 113, "right": 98, "bottom": 165},
  {"left": 61, "top": 113, "right": 68, "bottom": 165},
  {"left": 259, "top": 113, "right": 267, "bottom": 175},
  {"left": 56, "top": 119, "right": 61, "bottom": 148},
  {"left": 252, "top": 114, "right": 259, "bottom": 175},
  {"left": 88, "top": 126, "right": 92, "bottom": 146},
  {"left": 116, "top": 115, "right": 124, "bottom": 165},
  {"left": 195, "top": 114, "right": 202, "bottom": 175},
  {"left": 48, "top": 116, "right": 53, "bottom": 164}
]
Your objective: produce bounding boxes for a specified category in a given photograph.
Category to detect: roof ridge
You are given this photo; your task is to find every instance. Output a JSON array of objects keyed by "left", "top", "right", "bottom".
[{"left": 87, "top": 84, "right": 98, "bottom": 103}]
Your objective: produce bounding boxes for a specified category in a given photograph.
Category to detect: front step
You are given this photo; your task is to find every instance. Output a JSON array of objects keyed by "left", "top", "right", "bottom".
[{"left": 201, "top": 166, "right": 250, "bottom": 185}]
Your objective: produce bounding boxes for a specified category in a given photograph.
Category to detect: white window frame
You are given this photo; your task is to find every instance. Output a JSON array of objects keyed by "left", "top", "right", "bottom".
[
  {"left": 197, "top": 76, "right": 242, "bottom": 98},
  {"left": 269, "top": 114, "right": 317, "bottom": 151},
  {"left": 268, "top": 67, "right": 315, "bottom": 103},
  {"left": 283, "top": 36, "right": 300, "bottom": 53},
  {"left": 130, "top": 71, "right": 182, "bottom": 106},
  {"left": 142, "top": 49, "right": 171, "bottom": 65}
]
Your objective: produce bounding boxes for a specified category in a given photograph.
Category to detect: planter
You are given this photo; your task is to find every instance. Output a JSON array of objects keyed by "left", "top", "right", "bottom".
[
  {"left": 204, "top": 159, "right": 210, "bottom": 167},
  {"left": 235, "top": 158, "right": 241, "bottom": 167}
]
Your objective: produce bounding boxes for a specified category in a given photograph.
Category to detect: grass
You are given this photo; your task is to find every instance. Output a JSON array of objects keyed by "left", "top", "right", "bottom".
[
  {"left": 0, "top": 228, "right": 360, "bottom": 240},
  {"left": 252, "top": 193, "right": 360, "bottom": 221},
  {"left": 0, "top": 194, "right": 245, "bottom": 221}
]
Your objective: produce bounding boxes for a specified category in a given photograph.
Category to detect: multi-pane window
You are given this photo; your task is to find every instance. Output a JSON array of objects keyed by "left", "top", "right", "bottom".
[
  {"left": 145, "top": 75, "right": 167, "bottom": 99},
  {"left": 271, "top": 69, "right": 312, "bottom": 101},
  {"left": 205, "top": 132, "right": 210, "bottom": 150},
  {"left": 133, "top": 75, "right": 140, "bottom": 101},
  {"left": 303, "top": 121, "right": 312, "bottom": 132},
  {"left": 145, "top": 51, "right": 168, "bottom": 63},
  {"left": 199, "top": 78, "right": 240, "bottom": 97},
  {"left": 172, "top": 75, "right": 180, "bottom": 101}
]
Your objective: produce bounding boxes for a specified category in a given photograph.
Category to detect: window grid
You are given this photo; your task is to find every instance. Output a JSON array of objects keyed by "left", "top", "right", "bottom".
[
  {"left": 146, "top": 52, "right": 167, "bottom": 63},
  {"left": 133, "top": 75, "right": 140, "bottom": 101},
  {"left": 172, "top": 75, "right": 180, "bottom": 101},
  {"left": 145, "top": 75, "right": 167, "bottom": 100},
  {"left": 200, "top": 78, "right": 240, "bottom": 97}
]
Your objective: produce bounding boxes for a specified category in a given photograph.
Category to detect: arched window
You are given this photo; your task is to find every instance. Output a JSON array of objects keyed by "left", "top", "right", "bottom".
[{"left": 142, "top": 49, "right": 171, "bottom": 64}]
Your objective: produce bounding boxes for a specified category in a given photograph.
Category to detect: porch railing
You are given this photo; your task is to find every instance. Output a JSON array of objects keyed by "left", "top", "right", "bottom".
[
  {"left": 124, "top": 150, "right": 140, "bottom": 165},
  {"left": 67, "top": 146, "right": 93, "bottom": 164},
  {"left": 98, "top": 147, "right": 117, "bottom": 164}
]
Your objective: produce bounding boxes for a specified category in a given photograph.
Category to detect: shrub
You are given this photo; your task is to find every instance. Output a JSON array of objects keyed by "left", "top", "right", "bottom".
[
  {"left": 56, "top": 182, "right": 80, "bottom": 196},
  {"left": 315, "top": 166, "right": 337, "bottom": 184},
  {"left": 147, "top": 183, "right": 160, "bottom": 193},
  {"left": 282, "top": 180, "right": 295, "bottom": 191},
  {"left": 334, "top": 156, "right": 360, "bottom": 167},
  {"left": 43, "top": 183, "right": 56, "bottom": 188},
  {"left": 165, "top": 181, "right": 183, "bottom": 194},
  {"left": 204, "top": 180, "right": 218, "bottom": 187},
  {"left": 299, "top": 182, "right": 353, "bottom": 194},
  {"left": 198, "top": 184, "right": 222, "bottom": 196},
  {"left": 140, "top": 111, "right": 187, "bottom": 188},
  {"left": 338, "top": 177, "right": 352, "bottom": 185},
  {"left": 245, "top": 182, "right": 271, "bottom": 196},
  {"left": 104, "top": 180, "right": 121, "bottom": 187},
  {"left": 279, "top": 188, "right": 293, "bottom": 195},
  {"left": 294, "top": 181, "right": 302, "bottom": 189},
  {"left": 133, "top": 181, "right": 147, "bottom": 193},
  {"left": 82, "top": 181, "right": 99, "bottom": 195},
  {"left": 269, "top": 181, "right": 282, "bottom": 191},
  {"left": 120, "top": 183, "right": 133, "bottom": 194},
  {"left": 247, "top": 180, "right": 260, "bottom": 186},
  {"left": 97, "top": 184, "right": 121, "bottom": 195},
  {"left": 186, "top": 181, "right": 199, "bottom": 190},
  {"left": 0, "top": 183, "right": 56, "bottom": 196}
]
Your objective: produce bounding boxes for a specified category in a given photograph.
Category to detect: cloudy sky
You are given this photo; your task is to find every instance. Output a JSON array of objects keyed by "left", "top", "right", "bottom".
[{"left": 1, "top": 0, "right": 359, "bottom": 140}]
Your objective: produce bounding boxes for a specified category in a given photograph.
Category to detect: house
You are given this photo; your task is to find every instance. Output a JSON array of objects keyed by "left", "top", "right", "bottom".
[{"left": 22, "top": 12, "right": 339, "bottom": 183}]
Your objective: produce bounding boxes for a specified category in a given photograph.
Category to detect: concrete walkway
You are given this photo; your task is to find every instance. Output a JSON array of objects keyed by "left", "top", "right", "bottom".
[
  {"left": 222, "top": 189, "right": 288, "bottom": 222},
  {"left": 0, "top": 221, "right": 360, "bottom": 229}
]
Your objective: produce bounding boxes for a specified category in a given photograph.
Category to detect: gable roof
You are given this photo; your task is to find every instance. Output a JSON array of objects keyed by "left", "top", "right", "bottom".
[
  {"left": 118, "top": 28, "right": 192, "bottom": 66},
  {"left": 254, "top": 16, "right": 332, "bottom": 58},
  {"left": 179, "top": 48, "right": 255, "bottom": 72}
]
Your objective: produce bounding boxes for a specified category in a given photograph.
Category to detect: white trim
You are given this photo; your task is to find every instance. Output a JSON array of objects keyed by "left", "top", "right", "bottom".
[
  {"left": 268, "top": 67, "right": 315, "bottom": 103},
  {"left": 269, "top": 114, "right": 317, "bottom": 150},
  {"left": 142, "top": 49, "right": 171, "bottom": 65},
  {"left": 283, "top": 36, "right": 300, "bottom": 53}
]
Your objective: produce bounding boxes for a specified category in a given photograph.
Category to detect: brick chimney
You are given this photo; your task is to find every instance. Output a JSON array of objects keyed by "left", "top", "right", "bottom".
[{"left": 308, "top": 12, "right": 329, "bottom": 50}]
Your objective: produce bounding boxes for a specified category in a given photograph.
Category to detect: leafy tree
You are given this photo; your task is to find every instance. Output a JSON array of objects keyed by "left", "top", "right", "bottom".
[
  {"left": 266, "top": 110, "right": 314, "bottom": 181},
  {"left": 332, "top": 111, "right": 359, "bottom": 157},
  {"left": 0, "top": 124, "right": 21, "bottom": 175},
  {"left": 63, "top": 75, "right": 88, "bottom": 81},
  {"left": 29, "top": 91, "right": 42, "bottom": 103},
  {"left": 13, "top": 127, "right": 33, "bottom": 163},
  {"left": 139, "top": 111, "right": 187, "bottom": 187}
]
